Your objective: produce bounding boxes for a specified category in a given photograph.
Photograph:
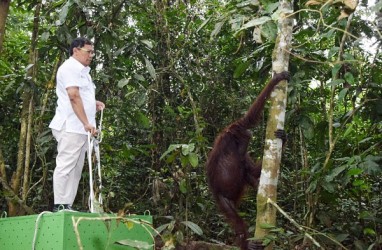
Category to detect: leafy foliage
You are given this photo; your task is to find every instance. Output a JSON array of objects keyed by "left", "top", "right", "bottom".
[{"left": 0, "top": 0, "right": 381, "bottom": 249}]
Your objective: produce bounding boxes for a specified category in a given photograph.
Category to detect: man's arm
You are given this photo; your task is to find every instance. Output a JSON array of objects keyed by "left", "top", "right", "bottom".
[{"left": 66, "top": 86, "right": 96, "bottom": 135}]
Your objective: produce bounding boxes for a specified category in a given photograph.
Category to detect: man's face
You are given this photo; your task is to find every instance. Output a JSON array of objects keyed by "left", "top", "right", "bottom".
[{"left": 73, "top": 44, "right": 94, "bottom": 66}]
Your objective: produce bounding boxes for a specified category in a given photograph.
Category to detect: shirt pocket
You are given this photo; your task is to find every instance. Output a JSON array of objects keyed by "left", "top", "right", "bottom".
[{"left": 78, "top": 74, "right": 91, "bottom": 88}]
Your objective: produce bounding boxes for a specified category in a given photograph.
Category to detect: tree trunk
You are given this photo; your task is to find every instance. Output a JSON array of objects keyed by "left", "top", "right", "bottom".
[
  {"left": 149, "top": 0, "right": 171, "bottom": 205},
  {"left": 22, "top": 95, "right": 34, "bottom": 201},
  {"left": 254, "top": 0, "right": 293, "bottom": 247},
  {"left": 8, "top": 1, "right": 41, "bottom": 216},
  {"left": 152, "top": 0, "right": 171, "bottom": 152},
  {"left": 37, "top": 55, "right": 61, "bottom": 131},
  {"left": 0, "top": 0, "right": 11, "bottom": 53},
  {"left": 0, "top": 147, "right": 6, "bottom": 182}
]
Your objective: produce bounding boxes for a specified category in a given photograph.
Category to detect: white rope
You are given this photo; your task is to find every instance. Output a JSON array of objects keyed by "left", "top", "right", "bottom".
[
  {"left": 32, "top": 211, "right": 52, "bottom": 250},
  {"left": 87, "top": 109, "right": 104, "bottom": 213},
  {"left": 87, "top": 133, "right": 95, "bottom": 213},
  {"left": 94, "top": 139, "right": 103, "bottom": 205},
  {"left": 98, "top": 108, "right": 103, "bottom": 143},
  {"left": 32, "top": 112, "right": 104, "bottom": 249}
]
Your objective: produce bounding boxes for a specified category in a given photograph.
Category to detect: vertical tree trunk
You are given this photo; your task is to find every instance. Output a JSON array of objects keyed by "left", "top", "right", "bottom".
[
  {"left": 149, "top": 0, "right": 172, "bottom": 205},
  {"left": 37, "top": 55, "right": 61, "bottom": 131},
  {"left": 0, "top": 0, "right": 11, "bottom": 53},
  {"left": 254, "top": 0, "right": 293, "bottom": 247},
  {"left": 8, "top": 1, "right": 41, "bottom": 216},
  {"left": 0, "top": 147, "right": 6, "bottom": 182},
  {"left": 149, "top": 0, "right": 167, "bottom": 203},
  {"left": 22, "top": 95, "right": 34, "bottom": 201}
]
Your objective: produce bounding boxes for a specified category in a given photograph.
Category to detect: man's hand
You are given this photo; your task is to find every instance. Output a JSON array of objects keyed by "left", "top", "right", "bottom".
[
  {"left": 96, "top": 101, "right": 105, "bottom": 111},
  {"left": 84, "top": 123, "right": 97, "bottom": 135}
]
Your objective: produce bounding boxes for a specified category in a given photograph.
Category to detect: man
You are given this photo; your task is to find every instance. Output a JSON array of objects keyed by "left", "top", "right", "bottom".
[{"left": 49, "top": 37, "right": 105, "bottom": 212}]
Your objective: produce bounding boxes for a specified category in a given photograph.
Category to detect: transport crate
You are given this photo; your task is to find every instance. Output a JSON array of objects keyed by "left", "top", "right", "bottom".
[{"left": 0, "top": 211, "right": 153, "bottom": 250}]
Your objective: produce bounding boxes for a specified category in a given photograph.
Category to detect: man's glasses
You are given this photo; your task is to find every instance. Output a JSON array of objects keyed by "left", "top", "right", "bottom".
[{"left": 78, "top": 47, "right": 95, "bottom": 55}]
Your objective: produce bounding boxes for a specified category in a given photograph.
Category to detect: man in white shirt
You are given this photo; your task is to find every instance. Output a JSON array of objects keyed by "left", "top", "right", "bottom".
[{"left": 49, "top": 37, "right": 105, "bottom": 212}]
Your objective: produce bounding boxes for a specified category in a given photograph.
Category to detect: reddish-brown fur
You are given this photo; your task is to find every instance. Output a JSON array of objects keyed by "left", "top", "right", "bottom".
[{"left": 206, "top": 71, "right": 290, "bottom": 250}]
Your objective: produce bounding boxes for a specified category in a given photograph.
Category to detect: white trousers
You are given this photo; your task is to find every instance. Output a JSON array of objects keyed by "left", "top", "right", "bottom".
[{"left": 52, "top": 125, "right": 88, "bottom": 205}]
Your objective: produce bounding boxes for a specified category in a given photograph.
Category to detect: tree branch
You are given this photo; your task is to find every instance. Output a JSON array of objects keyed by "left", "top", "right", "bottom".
[{"left": 0, "top": 175, "right": 35, "bottom": 215}]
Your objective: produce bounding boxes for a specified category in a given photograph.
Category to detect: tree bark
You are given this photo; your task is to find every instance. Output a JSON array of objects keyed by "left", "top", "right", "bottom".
[
  {"left": 8, "top": 1, "right": 41, "bottom": 216},
  {"left": 0, "top": 0, "right": 11, "bottom": 53},
  {"left": 149, "top": 0, "right": 171, "bottom": 205},
  {"left": 254, "top": 0, "right": 293, "bottom": 247},
  {"left": 0, "top": 147, "right": 6, "bottom": 183}
]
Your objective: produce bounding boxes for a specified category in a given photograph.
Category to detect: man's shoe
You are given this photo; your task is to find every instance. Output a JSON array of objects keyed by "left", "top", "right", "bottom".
[{"left": 53, "top": 204, "right": 77, "bottom": 212}]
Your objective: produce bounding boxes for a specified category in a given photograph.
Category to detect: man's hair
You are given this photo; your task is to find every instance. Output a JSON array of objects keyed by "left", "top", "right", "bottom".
[{"left": 69, "top": 37, "right": 93, "bottom": 56}]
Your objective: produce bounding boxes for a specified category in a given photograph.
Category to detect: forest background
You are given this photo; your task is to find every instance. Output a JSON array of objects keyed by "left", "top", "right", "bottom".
[{"left": 0, "top": 0, "right": 381, "bottom": 249}]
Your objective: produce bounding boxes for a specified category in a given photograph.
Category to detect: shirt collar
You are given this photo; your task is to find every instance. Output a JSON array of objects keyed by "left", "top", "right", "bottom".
[{"left": 69, "top": 56, "right": 91, "bottom": 74}]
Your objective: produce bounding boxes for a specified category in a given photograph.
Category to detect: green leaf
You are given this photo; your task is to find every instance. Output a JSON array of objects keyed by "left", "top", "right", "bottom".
[
  {"left": 180, "top": 221, "right": 203, "bottom": 235},
  {"left": 359, "top": 211, "right": 373, "bottom": 219},
  {"left": 179, "top": 179, "right": 187, "bottom": 194},
  {"left": 41, "top": 32, "right": 50, "bottom": 41},
  {"left": 299, "top": 115, "right": 314, "bottom": 139},
  {"left": 181, "top": 144, "right": 195, "bottom": 155},
  {"left": 197, "top": 17, "right": 211, "bottom": 33},
  {"left": 155, "top": 222, "right": 171, "bottom": 235},
  {"left": 236, "top": 0, "right": 260, "bottom": 8},
  {"left": 328, "top": 47, "right": 339, "bottom": 59},
  {"left": 306, "top": 179, "right": 317, "bottom": 193},
  {"left": 363, "top": 228, "right": 376, "bottom": 236},
  {"left": 234, "top": 61, "right": 250, "bottom": 78},
  {"left": 269, "top": 227, "right": 284, "bottom": 233},
  {"left": 347, "top": 168, "right": 363, "bottom": 176},
  {"left": 265, "top": 2, "right": 279, "bottom": 13},
  {"left": 180, "top": 155, "right": 188, "bottom": 167},
  {"left": 359, "top": 137, "right": 372, "bottom": 144},
  {"left": 359, "top": 159, "right": 380, "bottom": 174},
  {"left": 344, "top": 72, "right": 355, "bottom": 84},
  {"left": 144, "top": 57, "right": 156, "bottom": 79},
  {"left": 352, "top": 179, "right": 365, "bottom": 187},
  {"left": 343, "top": 123, "right": 352, "bottom": 137},
  {"left": 141, "top": 39, "right": 153, "bottom": 49},
  {"left": 325, "top": 165, "right": 347, "bottom": 182},
  {"left": 331, "top": 64, "right": 342, "bottom": 77},
  {"left": 136, "top": 112, "right": 150, "bottom": 129},
  {"left": 133, "top": 74, "right": 145, "bottom": 81},
  {"left": 117, "top": 78, "right": 130, "bottom": 88},
  {"left": 141, "top": 46, "right": 156, "bottom": 60},
  {"left": 322, "top": 181, "right": 335, "bottom": 193},
  {"left": 261, "top": 21, "right": 277, "bottom": 41},
  {"left": 327, "top": 79, "right": 345, "bottom": 87},
  {"left": 365, "top": 155, "right": 382, "bottom": 162},
  {"left": 338, "top": 88, "right": 348, "bottom": 103},
  {"left": 58, "top": 0, "right": 72, "bottom": 25},
  {"left": 260, "top": 223, "right": 276, "bottom": 229},
  {"left": 241, "top": 17, "right": 271, "bottom": 30},
  {"left": 188, "top": 153, "right": 198, "bottom": 167},
  {"left": 160, "top": 144, "right": 182, "bottom": 160},
  {"left": 334, "top": 233, "right": 349, "bottom": 242},
  {"left": 115, "top": 239, "right": 153, "bottom": 249},
  {"left": 211, "top": 21, "right": 225, "bottom": 38}
]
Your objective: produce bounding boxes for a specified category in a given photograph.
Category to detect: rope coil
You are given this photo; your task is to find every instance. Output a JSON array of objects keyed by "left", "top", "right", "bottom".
[{"left": 88, "top": 109, "right": 104, "bottom": 213}]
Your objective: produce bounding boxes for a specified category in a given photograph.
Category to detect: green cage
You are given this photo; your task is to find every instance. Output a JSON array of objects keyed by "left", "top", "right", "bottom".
[{"left": 0, "top": 212, "right": 154, "bottom": 250}]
